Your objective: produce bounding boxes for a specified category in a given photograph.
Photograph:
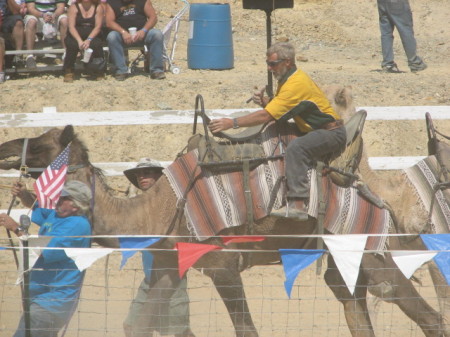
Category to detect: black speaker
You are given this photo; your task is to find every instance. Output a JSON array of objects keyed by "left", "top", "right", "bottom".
[{"left": 243, "top": 0, "right": 294, "bottom": 10}]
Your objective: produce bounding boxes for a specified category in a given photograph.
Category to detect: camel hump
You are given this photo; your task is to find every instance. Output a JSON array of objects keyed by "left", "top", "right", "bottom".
[
  {"left": 426, "top": 112, "right": 450, "bottom": 178},
  {"left": 328, "top": 110, "right": 367, "bottom": 187}
]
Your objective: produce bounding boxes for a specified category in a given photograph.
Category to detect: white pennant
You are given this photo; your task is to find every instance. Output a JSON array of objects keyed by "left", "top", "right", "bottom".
[
  {"left": 323, "top": 235, "right": 368, "bottom": 295},
  {"left": 65, "top": 248, "right": 114, "bottom": 271},
  {"left": 16, "top": 236, "right": 52, "bottom": 285},
  {"left": 391, "top": 250, "right": 437, "bottom": 279}
]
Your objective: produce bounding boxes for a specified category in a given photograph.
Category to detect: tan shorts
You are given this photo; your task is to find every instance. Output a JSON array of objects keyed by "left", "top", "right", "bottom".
[{"left": 24, "top": 13, "right": 67, "bottom": 32}]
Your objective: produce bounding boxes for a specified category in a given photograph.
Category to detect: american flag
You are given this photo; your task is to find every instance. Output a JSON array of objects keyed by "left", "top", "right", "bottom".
[{"left": 33, "top": 145, "right": 70, "bottom": 209}]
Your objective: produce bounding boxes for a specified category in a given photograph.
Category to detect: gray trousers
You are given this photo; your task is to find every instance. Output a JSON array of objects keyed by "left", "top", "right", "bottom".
[
  {"left": 124, "top": 277, "right": 191, "bottom": 336},
  {"left": 377, "top": 0, "right": 424, "bottom": 69},
  {"left": 14, "top": 303, "right": 66, "bottom": 337},
  {"left": 286, "top": 126, "right": 346, "bottom": 200}
]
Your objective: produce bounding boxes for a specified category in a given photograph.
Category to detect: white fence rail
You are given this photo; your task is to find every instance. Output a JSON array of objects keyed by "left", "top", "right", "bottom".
[{"left": 0, "top": 106, "right": 449, "bottom": 128}]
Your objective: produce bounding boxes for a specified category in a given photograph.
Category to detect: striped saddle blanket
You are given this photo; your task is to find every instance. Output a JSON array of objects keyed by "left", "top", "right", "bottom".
[
  {"left": 404, "top": 155, "right": 450, "bottom": 233},
  {"left": 165, "top": 123, "right": 391, "bottom": 251}
]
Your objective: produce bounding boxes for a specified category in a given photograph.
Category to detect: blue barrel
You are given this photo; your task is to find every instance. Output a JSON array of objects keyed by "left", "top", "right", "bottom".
[{"left": 188, "top": 3, "right": 234, "bottom": 70}]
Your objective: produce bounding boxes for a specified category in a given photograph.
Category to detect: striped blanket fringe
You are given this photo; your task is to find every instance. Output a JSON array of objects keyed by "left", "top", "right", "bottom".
[
  {"left": 165, "top": 122, "right": 391, "bottom": 251},
  {"left": 404, "top": 155, "right": 450, "bottom": 234}
]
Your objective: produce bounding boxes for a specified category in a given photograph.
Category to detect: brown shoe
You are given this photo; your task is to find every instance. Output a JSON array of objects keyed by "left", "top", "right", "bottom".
[
  {"left": 271, "top": 200, "right": 309, "bottom": 221},
  {"left": 150, "top": 71, "right": 166, "bottom": 80},
  {"left": 114, "top": 73, "right": 128, "bottom": 81},
  {"left": 93, "top": 72, "right": 105, "bottom": 81},
  {"left": 63, "top": 70, "right": 74, "bottom": 83}
]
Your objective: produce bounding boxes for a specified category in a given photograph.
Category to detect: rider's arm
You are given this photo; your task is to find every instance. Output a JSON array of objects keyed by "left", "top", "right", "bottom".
[{"left": 208, "top": 109, "right": 274, "bottom": 133}]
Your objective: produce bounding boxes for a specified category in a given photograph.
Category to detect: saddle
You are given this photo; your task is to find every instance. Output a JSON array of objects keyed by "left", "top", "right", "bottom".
[
  {"left": 187, "top": 95, "right": 281, "bottom": 172},
  {"left": 426, "top": 112, "right": 450, "bottom": 206},
  {"left": 188, "top": 96, "right": 366, "bottom": 184}
]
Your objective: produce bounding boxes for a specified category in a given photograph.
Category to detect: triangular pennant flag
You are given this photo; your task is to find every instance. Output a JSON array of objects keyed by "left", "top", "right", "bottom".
[
  {"left": 323, "top": 235, "right": 368, "bottom": 295},
  {"left": 421, "top": 234, "right": 450, "bottom": 284},
  {"left": 119, "top": 237, "right": 161, "bottom": 269},
  {"left": 176, "top": 242, "right": 222, "bottom": 278},
  {"left": 221, "top": 236, "right": 266, "bottom": 245},
  {"left": 279, "top": 249, "right": 325, "bottom": 298},
  {"left": 65, "top": 248, "right": 114, "bottom": 271},
  {"left": 17, "top": 236, "right": 52, "bottom": 285},
  {"left": 391, "top": 250, "right": 437, "bottom": 279}
]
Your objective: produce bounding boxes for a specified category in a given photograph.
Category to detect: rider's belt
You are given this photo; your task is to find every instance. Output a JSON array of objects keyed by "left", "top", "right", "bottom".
[{"left": 320, "top": 119, "right": 344, "bottom": 131}]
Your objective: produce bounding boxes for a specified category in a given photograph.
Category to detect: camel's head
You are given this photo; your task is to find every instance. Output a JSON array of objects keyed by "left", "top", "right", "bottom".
[
  {"left": 323, "top": 85, "right": 356, "bottom": 121},
  {"left": 0, "top": 125, "right": 79, "bottom": 179}
]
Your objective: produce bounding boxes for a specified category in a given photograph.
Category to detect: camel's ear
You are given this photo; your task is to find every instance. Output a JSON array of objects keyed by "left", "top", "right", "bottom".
[{"left": 60, "top": 125, "right": 75, "bottom": 147}]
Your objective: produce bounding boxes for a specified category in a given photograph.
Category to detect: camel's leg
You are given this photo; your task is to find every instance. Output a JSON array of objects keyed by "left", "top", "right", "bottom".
[
  {"left": 362, "top": 253, "right": 447, "bottom": 337},
  {"left": 200, "top": 251, "right": 258, "bottom": 337},
  {"left": 428, "top": 261, "right": 450, "bottom": 334},
  {"left": 324, "top": 255, "right": 375, "bottom": 337}
]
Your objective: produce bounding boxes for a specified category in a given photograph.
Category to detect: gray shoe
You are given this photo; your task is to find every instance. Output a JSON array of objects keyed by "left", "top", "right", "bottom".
[
  {"left": 271, "top": 204, "right": 309, "bottom": 221},
  {"left": 410, "top": 62, "right": 427, "bottom": 73},
  {"left": 382, "top": 63, "right": 401, "bottom": 73},
  {"left": 0, "top": 72, "right": 5, "bottom": 84}
]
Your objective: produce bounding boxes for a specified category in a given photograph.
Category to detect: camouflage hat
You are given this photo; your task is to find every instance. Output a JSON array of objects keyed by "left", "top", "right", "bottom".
[
  {"left": 60, "top": 180, "right": 92, "bottom": 207},
  {"left": 124, "top": 158, "right": 164, "bottom": 188}
]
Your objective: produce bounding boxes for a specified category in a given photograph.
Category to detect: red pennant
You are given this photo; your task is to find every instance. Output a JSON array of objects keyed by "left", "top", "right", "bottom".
[
  {"left": 221, "top": 236, "right": 266, "bottom": 245},
  {"left": 176, "top": 242, "right": 222, "bottom": 278}
]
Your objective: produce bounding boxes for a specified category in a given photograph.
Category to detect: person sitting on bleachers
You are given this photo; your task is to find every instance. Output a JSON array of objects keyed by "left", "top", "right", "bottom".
[
  {"left": 23, "top": 0, "right": 67, "bottom": 68},
  {"left": 0, "top": 0, "right": 25, "bottom": 70},
  {"left": 105, "top": 0, "right": 165, "bottom": 81},
  {"left": 63, "top": 0, "right": 104, "bottom": 82}
]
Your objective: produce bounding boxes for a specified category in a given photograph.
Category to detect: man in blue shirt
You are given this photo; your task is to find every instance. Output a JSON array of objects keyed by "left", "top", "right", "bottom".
[{"left": 0, "top": 180, "right": 92, "bottom": 337}]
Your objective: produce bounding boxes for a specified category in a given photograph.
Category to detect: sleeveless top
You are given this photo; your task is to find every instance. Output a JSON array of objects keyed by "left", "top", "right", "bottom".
[
  {"left": 108, "top": 0, "right": 147, "bottom": 30},
  {"left": 75, "top": 3, "right": 97, "bottom": 29}
]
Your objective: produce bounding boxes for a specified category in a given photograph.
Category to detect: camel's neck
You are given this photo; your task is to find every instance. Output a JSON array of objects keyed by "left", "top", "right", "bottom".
[{"left": 67, "top": 166, "right": 179, "bottom": 238}]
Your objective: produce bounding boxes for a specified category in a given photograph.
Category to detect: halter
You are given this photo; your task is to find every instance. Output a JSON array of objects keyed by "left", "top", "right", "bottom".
[
  {"left": 19, "top": 138, "right": 86, "bottom": 176},
  {"left": 18, "top": 138, "right": 95, "bottom": 215}
]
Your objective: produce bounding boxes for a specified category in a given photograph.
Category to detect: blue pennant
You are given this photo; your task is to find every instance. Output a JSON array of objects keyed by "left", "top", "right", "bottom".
[
  {"left": 280, "top": 249, "right": 325, "bottom": 298},
  {"left": 119, "top": 237, "right": 161, "bottom": 269},
  {"left": 421, "top": 234, "right": 450, "bottom": 285}
]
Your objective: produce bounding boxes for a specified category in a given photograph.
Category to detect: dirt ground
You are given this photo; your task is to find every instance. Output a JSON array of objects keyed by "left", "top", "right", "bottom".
[{"left": 0, "top": 0, "right": 450, "bottom": 336}]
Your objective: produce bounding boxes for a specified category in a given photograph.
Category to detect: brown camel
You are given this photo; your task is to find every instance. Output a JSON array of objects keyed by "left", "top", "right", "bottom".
[
  {"left": 325, "top": 85, "right": 450, "bottom": 330},
  {"left": 0, "top": 123, "right": 447, "bottom": 337}
]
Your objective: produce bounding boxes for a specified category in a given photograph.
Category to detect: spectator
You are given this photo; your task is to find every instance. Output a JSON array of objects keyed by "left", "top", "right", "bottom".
[
  {"left": 63, "top": 0, "right": 105, "bottom": 82},
  {"left": 0, "top": 180, "right": 92, "bottom": 337},
  {"left": 23, "top": 0, "right": 68, "bottom": 68},
  {"left": 105, "top": 0, "right": 165, "bottom": 81},
  {"left": 123, "top": 158, "right": 195, "bottom": 337},
  {"left": 377, "top": 0, "right": 427, "bottom": 73},
  {"left": 209, "top": 42, "right": 346, "bottom": 220},
  {"left": 0, "top": 0, "right": 25, "bottom": 69}
]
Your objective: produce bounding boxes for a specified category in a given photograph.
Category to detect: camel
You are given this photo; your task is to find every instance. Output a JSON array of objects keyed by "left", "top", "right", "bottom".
[
  {"left": 325, "top": 85, "right": 450, "bottom": 329},
  {"left": 0, "top": 122, "right": 447, "bottom": 337}
]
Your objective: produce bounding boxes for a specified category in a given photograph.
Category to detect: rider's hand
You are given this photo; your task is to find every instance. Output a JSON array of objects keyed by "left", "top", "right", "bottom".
[
  {"left": 208, "top": 118, "right": 233, "bottom": 133},
  {"left": 11, "top": 181, "right": 27, "bottom": 198},
  {"left": 252, "top": 87, "right": 268, "bottom": 108}
]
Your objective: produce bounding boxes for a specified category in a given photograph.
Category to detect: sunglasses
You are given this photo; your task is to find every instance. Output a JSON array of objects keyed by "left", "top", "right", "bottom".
[{"left": 266, "top": 59, "right": 285, "bottom": 67}]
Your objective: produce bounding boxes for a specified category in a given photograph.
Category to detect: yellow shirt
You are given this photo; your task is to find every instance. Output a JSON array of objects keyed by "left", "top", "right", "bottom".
[{"left": 265, "top": 68, "right": 341, "bottom": 133}]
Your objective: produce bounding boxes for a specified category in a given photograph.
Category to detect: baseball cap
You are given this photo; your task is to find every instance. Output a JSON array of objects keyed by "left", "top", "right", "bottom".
[
  {"left": 60, "top": 180, "right": 92, "bottom": 207},
  {"left": 124, "top": 158, "right": 165, "bottom": 188}
]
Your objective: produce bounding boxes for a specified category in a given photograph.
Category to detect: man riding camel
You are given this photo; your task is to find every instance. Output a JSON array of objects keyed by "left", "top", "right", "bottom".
[{"left": 209, "top": 42, "right": 346, "bottom": 221}]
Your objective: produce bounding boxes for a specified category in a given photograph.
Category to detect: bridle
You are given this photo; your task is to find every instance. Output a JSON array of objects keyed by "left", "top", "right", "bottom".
[
  {"left": 19, "top": 138, "right": 86, "bottom": 177},
  {"left": 16, "top": 138, "right": 95, "bottom": 214}
]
